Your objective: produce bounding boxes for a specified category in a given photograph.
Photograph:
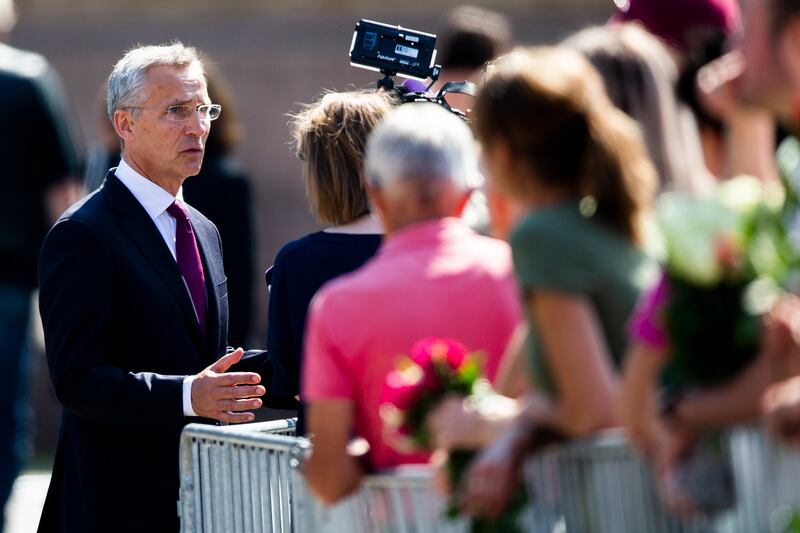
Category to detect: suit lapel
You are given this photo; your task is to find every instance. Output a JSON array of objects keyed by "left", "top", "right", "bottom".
[{"left": 101, "top": 172, "right": 207, "bottom": 352}]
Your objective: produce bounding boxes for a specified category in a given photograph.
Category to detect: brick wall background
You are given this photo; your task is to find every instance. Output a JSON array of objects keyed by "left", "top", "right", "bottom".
[{"left": 14, "top": 0, "right": 612, "bottom": 451}]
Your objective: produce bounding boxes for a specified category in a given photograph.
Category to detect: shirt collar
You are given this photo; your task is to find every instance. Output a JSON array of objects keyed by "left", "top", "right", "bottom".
[
  {"left": 114, "top": 158, "right": 184, "bottom": 221},
  {"left": 381, "top": 217, "right": 471, "bottom": 255}
]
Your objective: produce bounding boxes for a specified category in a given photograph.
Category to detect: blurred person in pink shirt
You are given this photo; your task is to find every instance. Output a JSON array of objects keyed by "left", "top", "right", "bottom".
[{"left": 301, "top": 103, "right": 523, "bottom": 504}]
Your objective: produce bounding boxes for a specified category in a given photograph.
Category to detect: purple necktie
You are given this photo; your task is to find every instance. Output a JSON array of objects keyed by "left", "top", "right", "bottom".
[{"left": 167, "top": 200, "right": 207, "bottom": 333}]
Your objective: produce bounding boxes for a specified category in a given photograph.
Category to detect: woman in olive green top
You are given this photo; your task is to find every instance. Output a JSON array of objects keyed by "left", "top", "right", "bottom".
[
  {"left": 428, "top": 47, "right": 659, "bottom": 517},
  {"left": 511, "top": 202, "right": 657, "bottom": 395}
]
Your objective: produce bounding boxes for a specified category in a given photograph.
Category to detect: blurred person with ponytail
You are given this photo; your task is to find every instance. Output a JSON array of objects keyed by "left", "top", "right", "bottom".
[
  {"left": 608, "top": 0, "right": 780, "bottom": 185},
  {"left": 494, "top": 23, "right": 716, "bottom": 401},
  {"left": 565, "top": 23, "right": 715, "bottom": 196},
  {"left": 427, "top": 47, "right": 659, "bottom": 518}
]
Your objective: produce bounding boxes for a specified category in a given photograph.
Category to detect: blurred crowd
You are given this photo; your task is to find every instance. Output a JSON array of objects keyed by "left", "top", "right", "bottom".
[
  {"left": 9, "top": 0, "right": 800, "bottom": 529},
  {"left": 292, "top": 0, "right": 800, "bottom": 523}
]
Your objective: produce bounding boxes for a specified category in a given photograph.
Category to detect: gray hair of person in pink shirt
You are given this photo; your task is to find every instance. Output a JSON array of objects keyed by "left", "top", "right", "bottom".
[{"left": 364, "top": 103, "right": 483, "bottom": 233}]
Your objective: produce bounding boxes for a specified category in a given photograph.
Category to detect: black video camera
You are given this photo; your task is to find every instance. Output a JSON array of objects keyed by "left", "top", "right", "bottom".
[
  {"left": 349, "top": 19, "right": 476, "bottom": 120},
  {"left": 349, "top": 19, "right": 440, "bottom": 87}
]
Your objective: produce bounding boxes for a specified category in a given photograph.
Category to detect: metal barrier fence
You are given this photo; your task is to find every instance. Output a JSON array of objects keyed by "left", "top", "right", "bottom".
[
  {"left": 525, "top": 431, "right": 723, "bottom": 533},
  {"left": 179, "top": 419, "right": 298, "bottom": 533},
  {"left": 179, "top": 421, "right": 800, "bottom": 533},
  {"left": 289, "top": 467, "right": 472, "bottom": 533},
  {"left": 727, "top": 426, "right": 800, "bottom": 533}
]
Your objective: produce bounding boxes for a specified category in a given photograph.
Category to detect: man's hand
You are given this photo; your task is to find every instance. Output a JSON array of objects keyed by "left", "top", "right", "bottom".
[{"left": 191, "top": 348, "right": 266, "bottom": 423}]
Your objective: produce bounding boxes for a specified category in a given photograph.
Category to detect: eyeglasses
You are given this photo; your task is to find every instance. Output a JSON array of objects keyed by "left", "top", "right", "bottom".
[{"left": 126, "top": 103, "right": 222, "bottom": 122}]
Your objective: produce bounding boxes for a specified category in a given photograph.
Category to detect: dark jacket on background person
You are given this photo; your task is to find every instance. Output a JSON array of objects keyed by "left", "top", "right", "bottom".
[
  {"left": 0, "top": 43, "right": 82, "bottom": 289},
  {"left": 266, "top": 231, "right": 381, "bottom": 433}
]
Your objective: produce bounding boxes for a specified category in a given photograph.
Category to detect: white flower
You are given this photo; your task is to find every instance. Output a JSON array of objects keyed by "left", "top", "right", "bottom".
[
  {"left": 718, "top": 175, "right": 764, "bottom": 214},
  {"left": 656, "top": 193, "right": 741, "bottom": 286},
  {"left": 743, "top": 277, "right": 782, "bottom": 315},
  {"left": 657, "top": 176, "right": 787, "bottom": 287}
]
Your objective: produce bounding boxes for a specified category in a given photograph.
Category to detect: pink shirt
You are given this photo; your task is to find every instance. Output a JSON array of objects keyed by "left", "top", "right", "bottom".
[{"left": 302, "top": 218, "right": 523, "bottom": 469}]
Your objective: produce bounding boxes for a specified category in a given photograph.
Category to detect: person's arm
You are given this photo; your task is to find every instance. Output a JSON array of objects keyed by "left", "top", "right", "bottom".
[
  {"left": 426, "top": 322, "right": 531, "bottom": 451},
  {"left": 301, "top": 288, "right": 364, "bottom": 502},
  {"left": 670, "top": 296, "right": 800, "bottom": 432},
  {"left": 671, "top": 353, "right": 770, "bottom": 431},
  {"left": 459, "top": 418, "right": 531, "bottom": 518},
  {"left": 696, "top": 51, "right": 779, "bottom": 183},
  {"left": 456, "top": 290, "right": 617, "bottom": 518},
  {"left": 459, "top": 394, "right": 564, "bottom": 518},
  {"left": 426, "top": 393, "right": 521, "bottom": 451},
  {"left": 763, "top": 375, "right": 800, "bottom": 445},
  {"left": 723, "top": 109, "right": 779, "bottom": 183},
  {"left": 527, "top": 290, "right": 619, "bottom": 436},
  {"left": 305, "top": 399, "right": 365, "bottom": 504},
  {"left": 621, "top": 343, "right": 667, "bottom": 457},
  {"left": 761, "top": 296, "right": 800, "bottom": 444},
  {"left": 646, "top": 351, "right": 775, "bottom": 486},
  {"left": 493, "top": 323, "right": 531, "bottom": 398}
]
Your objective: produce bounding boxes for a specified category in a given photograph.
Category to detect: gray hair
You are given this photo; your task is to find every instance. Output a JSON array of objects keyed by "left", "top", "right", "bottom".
[
  {"left": 365, "top": 103, "right": 483, "bottom": 191},
  {"left": 106, "top": 42, "right": 203, "bottom": 122}
]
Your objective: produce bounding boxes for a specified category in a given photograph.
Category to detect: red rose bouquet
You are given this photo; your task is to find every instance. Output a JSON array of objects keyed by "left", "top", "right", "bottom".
[{"left": 379, "top": 338, "right": 527, "bottom": 533}]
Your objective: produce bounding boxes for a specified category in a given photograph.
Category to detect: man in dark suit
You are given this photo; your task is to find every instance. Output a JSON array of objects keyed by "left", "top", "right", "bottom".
[{"left": 37, "top": 43, "right": 265, "bottom": 533}]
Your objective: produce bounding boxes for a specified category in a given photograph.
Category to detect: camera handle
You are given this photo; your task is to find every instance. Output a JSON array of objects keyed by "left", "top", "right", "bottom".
[
  {"left": 377, "top": 71, "right": 396, "bottom": 91},
  {"left": 376, "top": 65, "right": 442, "bottom": 92},
  {"left": 436, "top": 81, "right": 477, "bottom": 99}
]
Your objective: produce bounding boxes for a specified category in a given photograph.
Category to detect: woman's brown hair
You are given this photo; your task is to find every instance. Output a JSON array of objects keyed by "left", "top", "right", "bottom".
[
  {"left": 472, "top": 47, "right": 657, "bottom": 245},
  {"left": 290, "top": 90, "right": 396, "bottom": 226}
]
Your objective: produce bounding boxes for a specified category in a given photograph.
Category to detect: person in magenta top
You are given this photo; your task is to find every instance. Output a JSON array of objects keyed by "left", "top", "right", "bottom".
[
  {"left": 302, "top": 103, "right": 523, "bottom": 504},
  {"left": 621, "top": 271, "right": 800, "bottom": 490}
]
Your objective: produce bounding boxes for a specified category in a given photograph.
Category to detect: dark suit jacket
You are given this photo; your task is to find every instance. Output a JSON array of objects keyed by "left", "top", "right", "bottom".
[{"left": 37, "top": 172, "right": 229, "bottom": 533}]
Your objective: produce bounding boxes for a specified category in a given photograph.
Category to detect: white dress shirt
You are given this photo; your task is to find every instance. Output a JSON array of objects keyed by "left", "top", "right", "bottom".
[{"left": 115, "top": 159, "right": 198, "bottom": 417}]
